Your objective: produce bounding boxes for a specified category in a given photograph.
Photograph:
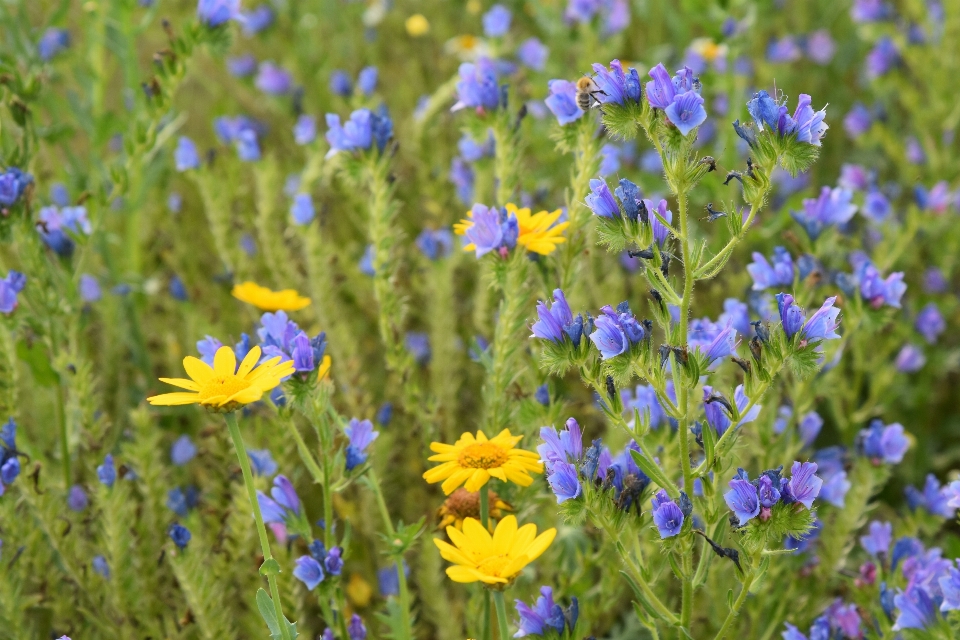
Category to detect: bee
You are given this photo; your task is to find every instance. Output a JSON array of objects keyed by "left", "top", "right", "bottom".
[{"left": 575, "top": 76, "right": 602, "bottom": 111}]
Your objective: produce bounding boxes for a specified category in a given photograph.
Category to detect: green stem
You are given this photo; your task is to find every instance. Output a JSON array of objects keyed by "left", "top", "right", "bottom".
[
  {"left": 56, "top": 382, "right": 70, "bottom": 488},
  {"left": 286, "top": 417, "right": 325, "bottom": 485},
  {"left": 492, "top": 591, "right": 510, "bottom": 640},
  {"left": 481, "top": 483, "right": 492, "bottom": 640},
  {"left": 712, "top": 571, "right": 755, "bottom": 640},
  {"left": 680, "top": 552, "right": 693, "bottom": 632},
  {"left": 223, "top": 412, "right": 292, "bottom": 640},
  {"left": 367, "top": 468, "right": 413, "bottom": 640}
]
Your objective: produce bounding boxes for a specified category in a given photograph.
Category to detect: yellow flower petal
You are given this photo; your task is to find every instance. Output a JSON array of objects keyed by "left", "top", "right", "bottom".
[
  {"left": 182, "top": 356, "right": 214, "bottom": 384},
  {"left": 147, "top": 392, "right": 201, "bottom": 406},
  {"left": 213, "top": 346, "right": 236, "bottom": 376},
  {"left": 236, "top": 345, "right": 262, "bottom": 378},
  {"left": 158, "top": 377, "right": 200, "bottom": 391}
]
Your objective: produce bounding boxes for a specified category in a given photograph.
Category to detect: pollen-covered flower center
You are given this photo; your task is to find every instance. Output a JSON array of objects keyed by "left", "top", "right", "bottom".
[
  {"left": 198, "top": 375, "right": 251, "bottom": 401},
  {"left": 458, "top": 442, "right": 509, "bottom": 469},
  {"left": 476, "top": 554, "right": 511, "bottom": 577}
]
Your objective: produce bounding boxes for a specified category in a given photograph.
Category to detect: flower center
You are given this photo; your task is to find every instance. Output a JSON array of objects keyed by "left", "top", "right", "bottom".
[
  {"left": 476, "top": 554, "right": 510, "bottom": 577},
  {"left": 198, "top": 375, "right": 251, "bottom": 401},
  {"left": 458, "top": 442, "right": 509, "bottom": 469}
]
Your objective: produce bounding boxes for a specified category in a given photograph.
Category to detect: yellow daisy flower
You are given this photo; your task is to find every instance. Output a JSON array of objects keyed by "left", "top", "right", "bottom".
[
  {"left": 422, "top": 429, "right": 543, "bottom": 495},
  {"left": 147, "top": 345, "right": 294, "bottom": 412},
  {"left": 453, "top": 204, "right": 568, "bottom": 257},
  {"left": 437, "top": 488, "right": 513, "bottom": 531},
  {"left": 434, "top": 515, "right": 556, "bottom": 586},
  {"left": 509, "top": 204, "right": 569, "bottom": 256},
  {"left": 231, "top": 281, "right": 311, "bottom": 312}
]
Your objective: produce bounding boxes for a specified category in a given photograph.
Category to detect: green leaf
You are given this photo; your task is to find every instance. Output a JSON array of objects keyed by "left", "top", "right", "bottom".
[
  {"left": 256, "top": 589, "right": 281, "bottom": 637},
  {"left": 259, "top": 558, "right": 282, "bottom": 577},
  {"left": 16, "top": 340, "right": 58, "bottom": 387},
  {"left": 629, "top": 448, "right": 678, "bottom": 499}
]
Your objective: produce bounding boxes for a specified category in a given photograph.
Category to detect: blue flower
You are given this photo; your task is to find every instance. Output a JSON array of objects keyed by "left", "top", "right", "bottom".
[
  {"left": 257, "top": 475, "right": 301, "bottom": 524},
  {"left": 290, "top": 193, "right": 315, "bottom": 225},
  {"left": 766, "top": 36, "right": 802, "bottom": 63},
  {"left": 591, "top": 59, "right": 641, "bottom": 106},
  {"left": 724, "top": 477, "right": 760, "bottom": 525},
  {"left": 547, "top": 461, "right": 581, "bottom": 504},
  {"left": 518, "top": 38, "right": 548, "bottom": 71},
  {"left": 357, "top": 66, "right": 378, "bottom": 96},
  {"left": 167, "top": 487, "right": 191, "bottom": 516},
  {"left": 775, "top": 293, "right": 805, "bottom": 339},
  {"left": 940, "top": 566, "right": 960, "bottom": 612},
  {"left": 0, "top": 271, "right": 25, "bottom": 315},
  {"left": 347, "top": 614, "right": 367, "bottom": 640},
  {"left": 463, "top": 204, "right": 504, "bottom": 257},
  {"left": 860, "top": 520, "right": 893, "bottom": 557},
  {"left": 228, "top": 54, "right": 257, "bottom": 77},
  {"left": 240, "top": 4, "right": 274, "bottom": 34},
  {"left": 378, "top": 562, "right": 408, "bottom": 597},
  {"left": 38, "top": 28, "right": 70, "bottom": 61},
  {"left": 703, "top": 385, "right": 760, "bottom": 436},
  {"left": 858, "top": 419, "right": 908, "bottom": 464},
  {"left": 515, "top": 586, "right": 566, "bottom": 637},
  {"left": 585, "top": 178, "right": 621, "bottom": 218},
  {"left": 175, "top": 136, "right": 200, "bottom": 171},
  {"left": 452, "top": 58, "right": 500, "bottom": 112},
  {"left": 664, "top": 90, "right": 707, "bottom": 136},
  {"left": 895, "top": 344, "right": 926, "bottom": 373},
  {"left": 538, "top": 418, "right": 583, "bottom": 472},
  {"left": 791, "top": 187, "right": 857, "bottom": 240},
  {"left": 248, "top": 449, "right": 278, "bottom": 477},
  {"left": 97, "top": 454, "right": 116, "bottom": 488},
  {"left": 802, "top": 296, "right": 841, "bottom": 341},
  {"left": 170, "top": 435, "right": 197, "bottom": 466},
  {"left": 0, "top": 167, "right": 32, "bottom": 207},
  {"left": 784, "top": 461, "right": 822, "bottom": 509},
  {"left": 624, "top": 384, "right": 667, "bottom": 429},
  {"left": 79, "top": 274, "right": 101, "bottom": 303},
  {"left": 294, "top": 115, "right": 317, "bottom": 145},
  {"left": 852, "top": 0, "right": 890, "bottom": 22},
  {"left": 196, "top": 336, "right": 223, "bottom": 367},
  {"left": 757, "top": 475, "right": 781, "bottom": 508},
  {"left": 482, "top": 4, "right": 512, "bottom": 37},
  {"left": 405, "top": 332, "right": 431, "bottom": 366},
  {"left": 531, "top": 289, "right": 574, "bottom": 343},
  {"left": 916, "top": 303, "right": 945, "bottom": 344},
  {"left": 458, "top": 132, "right": 495, "bottom": 162},
  {"left": 844, "top": 103, "right": 872, "bottom": 138},
  {"left": 416, "top": 229, "right": 454, "bottom": 260},
  {"left": 329, "top": 70, "right": 353, "bottom": 96},
  {"left": 293, "top": 556, "right": 325, "bottom": 590},
  {"left": 345, "top": 418, "right": 379, "bottom": 471},
  {"left": 798, "top": 411, "right": 823, "bottom": 446},
  {"left": 544, "top": 80, "right": 582, "bottom": 126},
  {"left": 589, "top": 306, "right": 628, "bottom": 359},
  {"left": 168, "top": 523, "right": 191, "bottom": 550},
  {"left": 92, "top": 555, "right": 110, "bottom": 579},
  {"left": 651, "top": 490, "right": 685, "bottom": 538},
  {"left": 645, "top": 199, "right": 673, "bottom": 246},
  {"left": 324, "top": 546, "right": 344, "bottom": 575},
  {"left": 325, "top": 110, "right": 372, "bottom": 158},
  {"left": 450, "top": 158, "right": 475, "bottom": 204},
  {"left": 893, "top": 586, "right": 937, "bottom": 630},
  {"left": 866, "top": 37, "right": 898, "bottom": 78},
  {"left": 197, "top": 0, "right": 241, "bottom": 27},
  {"left": 67, "top": 485, "right": 88, "bottom": 512},
  {"left": 747, "top": 247, "right": 794, "bottom": 290}
]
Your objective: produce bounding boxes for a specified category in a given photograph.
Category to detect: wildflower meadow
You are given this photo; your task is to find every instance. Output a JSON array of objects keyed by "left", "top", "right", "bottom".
[{"left": 3, "top": 0, "right": 960, "bottom": 638}]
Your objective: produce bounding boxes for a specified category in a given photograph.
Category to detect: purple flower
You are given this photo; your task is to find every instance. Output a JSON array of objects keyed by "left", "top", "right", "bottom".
[
  {"left": 518, "top": 38, "right": 548, "bottom": 71},
  {"left": 940, "top": 566, "right": 960, "bottom": 611},
  {"left": 843, "top": 103, "right": 872, "bottom": 139},
  {"left": 538, "top": 418, "right": 583, "bottom": 472},
  {"left": 895, "top": 344, "right": 926, "bottom": 373},
  {"left": 718, "top": 298, "right": 752, "bottom": 336},
  {"left": 860, "top": 521, "right": 893, "bottom": 557},
  {"left": 329, "top": 70, "right": 352, "bottom": 96},
  {"left": 79, "top": 274, "right": 101, "bottom": 302},
  {"left": 590, "top": 307, "right": 628, "bottom": 359},
  {"left": 514, "top": 586, "right": 565, "bottom": 637},
  {"left": 859, "top": 419, "right": 909, "bottom": 464},
  {"left": 818, "top": 466, "right": 850, "bottom": 508},
  {"left": 866, "top": 37, "right": 898, "bottom": 78},
  {"left": 791, "top": 186, "right": 857, "bottom": 240},
  {"left": 67, "top": 485, "right": 89, "bottom": 512},
  {"left": 531, "top": 289, "right": 574, "bottom": 343},
  {"left": 748, "top": 247, "right": 794, "bottom": 290},
  {"left": 345, "top": 418, "right": 379, "bottom": 471},
  {"left": 197, "top": 0, "right": 241, "bottom": 27},
  {"left": 598, "top": 144, "right": 621, "bottom": 176},
  {"left": 924, "top": 268, "right": 948, "bottom": 293},
  {"left": 766, "top": 36, "right": 802, "bottom": 62},
  {"left": 293, "top": 556, "right": 325, "bottom": 590},
  {"left": 458, "top": 132, "right": 495, "bottom": 162},
  {"left": 838, "top": 164, "right": 870, "bottom": 191},
  {"left": 357, "top": 66, "right": 378, "bottom": 96},
  {"left": 857, "top": 262, "right": 905, "bottom": 309},
  {"left": 482, "top": 4, "right": 511, "bottom": 37},
  {"left": 294, "top": 115, "right": 317, "bottom": 145},
  {"left": 651, "top": 490, "right": 685, "bottom": 538},
  {"left": 38, "top": 28, "right": 70, "bottom": 61},
  {"left": 664, "top": 91, "right": 707, "bottom": 136},
  {"left": 347, "top": 614, "right": 367, "bottom": 640},
  {"left": 624, "top": 384, "right": 666, "bottom": 429},
  {"left": 463, "top": 204, "right": 504, "bottom": 257},
  {"left": 646, "top": 199, "right": 673, "bottom": 246},
  {"left": 544, "top": 80, "right": 582, "bottom": 126},
  {"left": 798, "top": 411, "right": 823, "bottom": 446},
  {"left": 450, "top": 158, "right": 475, "bottom": 204},
  {"left": 452, "top": 58, "right": 500, "bottom": 112},
  {"left": 824, "top": 600, "right": 861, "bottom": 639},
  {"left": 261, "top": 475, "right": 300, "bottom": 520},
  {"left": 97, "top": 454, "right": 116, "bottom": 488},
  {"left": 92, "top": 555, "right": 110, "bottom": 578},
  {"left": 862, "top": 190, "right": 891, "bottom": 223},
  {"left": 916, "top": 303, "right": 945, "bottom": 344},
  {"left": 757, "top": 475, "right": 781, "bottom": 508},
  {"left": 805, "top": 30, "right": 836, "bottom": 64},
  {"left": 591, "top": 59, "right": 641, "bottom": 106},
  {"left": 852, "top": 0, "right": 890, "bottom": 21},
  {"left": 416, "top": 229, "right": 454, "bottom": 260},
  {"left": 324, "top": 546, "right": 343, "bottom": 575},
  {"left": 802, "top": 296, "right": 841, "bottom": 341},
  {"left": 785, "top": 461, "right": 822, "bottom": 509},
  {"left": 906, "top": 137, "right": 926, "bottom": 164},
  {"left": 725, "top": 477, "right": 760, "bottom": 525},
  {"left": 170, "top": 435, "right": 197, "bottom": 466},
  {"left": 227, "top": 54, "right": 257, "bottom": 77}
]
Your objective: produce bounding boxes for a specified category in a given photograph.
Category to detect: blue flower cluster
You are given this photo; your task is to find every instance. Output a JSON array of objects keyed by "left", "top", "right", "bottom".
[
  {"left": 724, "top": 462, "right": 822, "bottom": 526},
  {"left": 646, "top": 64, "right": 706, "bottom": 136},
  {"left": 0, "top": 419, "right": 21, "bottom": 495},
  {"left": 514, "top": 586, "right": 579, "bottom": 637},
  {"left": 325, "top": 107, "right": 393, "bottom": 159}
]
